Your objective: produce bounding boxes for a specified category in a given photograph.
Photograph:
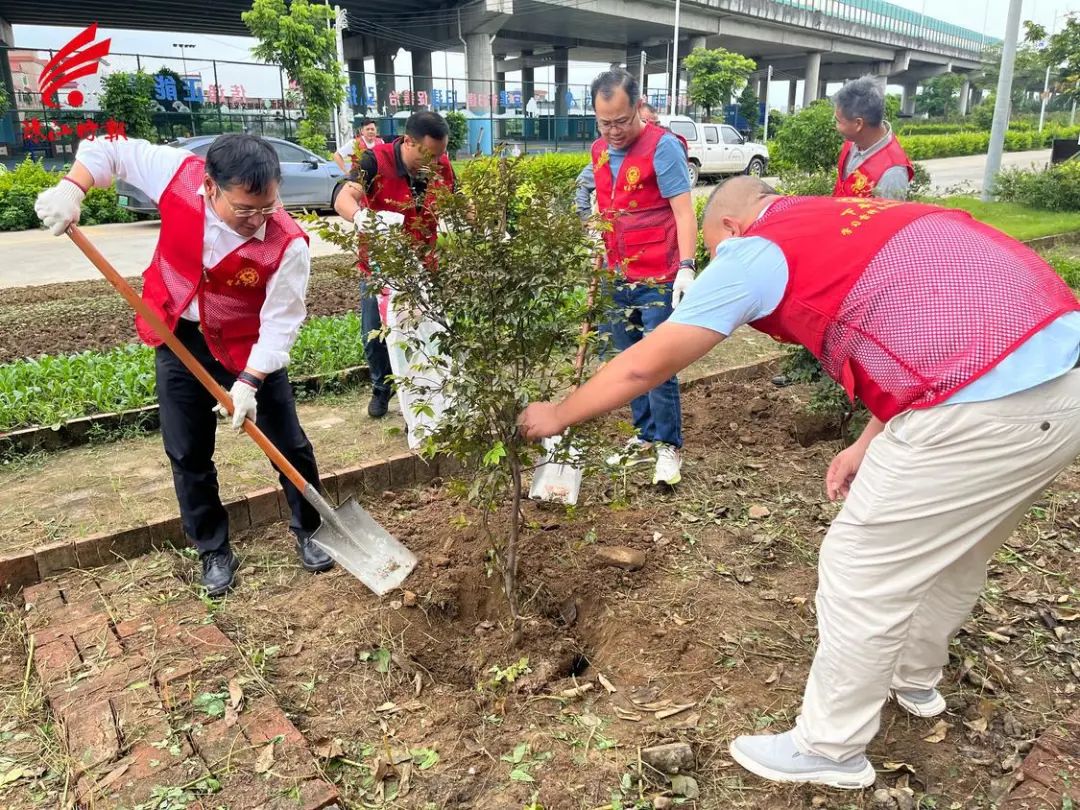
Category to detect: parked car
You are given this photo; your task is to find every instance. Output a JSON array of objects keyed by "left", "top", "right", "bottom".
[
  {"left": 657, "top": 115, "right": 769, "bottom": 186},
  {"left": 115, "top": 135, "right": 347, "bottom": 214}
]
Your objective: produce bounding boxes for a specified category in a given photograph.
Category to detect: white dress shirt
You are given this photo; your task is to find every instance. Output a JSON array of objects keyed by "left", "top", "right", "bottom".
[{"left": 74, "top": 137, "right": 310, "bottom": 374}]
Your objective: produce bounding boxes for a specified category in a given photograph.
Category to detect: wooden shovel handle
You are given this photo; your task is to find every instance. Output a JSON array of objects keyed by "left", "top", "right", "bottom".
[
  {"left": 66, "top": 225, "right": 311, "bottom": 494},
  {"left": 572, "top": 269, "right": 601, "bottom": 385}
]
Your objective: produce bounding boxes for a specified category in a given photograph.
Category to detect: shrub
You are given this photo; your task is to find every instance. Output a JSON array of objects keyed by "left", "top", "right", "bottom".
[
  {"left": 774, "top": 171, "right": 835, "bottom": 197},
  {"left": 99, "top": 71, "right": 157, "bottom": 140},
  {"left": 0, "top": 157, "right": 134, "bottom": 232},
  {"left": 457, "top": 151, "right": 589, "bottom": 200},
  {"left": 995, "top": 161, "right": 1080, "bottom": 211},
  {"left": 769, "top": 100, "right": 844, "bottom": 174},
  {"left": 312, "top": 155, "right": 609, "bottom": 631},
  {"left": 1044, "top": 250, "right": 1080, "bottom": 290},
  {"left": 446, "top": 110, "right": 468, "bottom": 156}
]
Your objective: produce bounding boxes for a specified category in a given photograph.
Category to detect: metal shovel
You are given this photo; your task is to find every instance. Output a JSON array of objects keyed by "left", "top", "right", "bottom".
[
  {"left": 66, "top": 225, "right": 417, "bottom": 596},
  {"left": 529, "top": 282, "right": 597, "bottom": 506}
]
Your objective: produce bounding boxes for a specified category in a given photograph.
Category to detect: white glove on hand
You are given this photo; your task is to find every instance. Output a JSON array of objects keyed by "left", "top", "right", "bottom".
[
  {"left": 672, "top": 266, "right": 696, "bottom": 310},
  {"left": 35, "top": 180, "right": 85, "bottom": 236},
  {"left": 353, "top": 208, "right": 406, "bottom": 233},
  {"left": 214, "top": 380, "right": 258, "bottom": 431}
]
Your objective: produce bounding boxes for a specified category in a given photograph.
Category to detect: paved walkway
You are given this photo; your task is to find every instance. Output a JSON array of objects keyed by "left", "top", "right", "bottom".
[
  {"left": 0, "top": 217, "right": 348, "bottom": 288},
  {"left": 23, "top": 561, "right": 340, "bottom": 809}
]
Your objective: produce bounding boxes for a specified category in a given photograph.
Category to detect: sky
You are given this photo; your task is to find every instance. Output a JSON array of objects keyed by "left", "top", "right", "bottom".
[{"left": 10, "top": 0, "right": 1078, "bottom": 107}]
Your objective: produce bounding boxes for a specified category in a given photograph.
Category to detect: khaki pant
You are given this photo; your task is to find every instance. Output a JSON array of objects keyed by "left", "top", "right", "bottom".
[{"left": 794, "top": 369, "right": 1080, "bottom": 762}]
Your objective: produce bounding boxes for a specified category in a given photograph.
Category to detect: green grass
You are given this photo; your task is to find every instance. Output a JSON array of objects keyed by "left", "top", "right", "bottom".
[
  {"left": 932, "top": 196, "right": 1080, "bottom": 241},
  {"left": 0, "top": 312, "right": 366, "bottom": 432}
]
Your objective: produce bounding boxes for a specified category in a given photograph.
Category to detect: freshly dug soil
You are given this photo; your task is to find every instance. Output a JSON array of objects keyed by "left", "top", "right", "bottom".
[
  {"left": 0, "top": 255, "right": 359, "bottom": 362},
  {"left": 185, "top": 377, "right": 1077, "bottom": 809}
]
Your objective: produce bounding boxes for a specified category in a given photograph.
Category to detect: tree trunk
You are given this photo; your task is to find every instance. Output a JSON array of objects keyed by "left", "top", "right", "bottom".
[{"left": 504, "top": 452, "right": 523, "bottom": 645}]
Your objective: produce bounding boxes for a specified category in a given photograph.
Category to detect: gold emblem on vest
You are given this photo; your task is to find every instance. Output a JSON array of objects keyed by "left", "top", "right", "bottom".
[{"left": 227, "top": 267, "right": 261, "bottom": 288}]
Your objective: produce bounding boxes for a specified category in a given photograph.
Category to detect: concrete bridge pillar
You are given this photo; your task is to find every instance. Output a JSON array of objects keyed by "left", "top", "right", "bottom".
[
  {"left": 343, "top": 36, "right": 367, "bottom": 114},
  {"left": 373, "top": 45, "right": 395, "bottom": 116},
  {"left": 412, "top": 49, "right": 434, "bottom": 104},
  {"left": 788, "top": 78, "right": 798, "bottom": 112},
  {"left": 466, "top": 33, "right": 494, "bottom": 111},
  {"left": 803, "top": 52, "right": 821, "bottom": 107},
  {"left": 902, "top": 81, "right": 917, "bottom": 116},
  {"left": 959, "top": 76, "right": 971, "bottom": 116},
  {"left": 554, "top": 48, "right": 569, "bottom": 117}
]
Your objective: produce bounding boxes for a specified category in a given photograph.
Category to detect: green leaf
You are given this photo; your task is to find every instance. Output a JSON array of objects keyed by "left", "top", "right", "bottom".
[
  {"left": 482, "top": 442, "right": 507, "bottom": 467},
  {"left": 509, "top": 767, "right": 535, "bottom": 783},
  {"left": 192, "top": 692, "right": 227, "bottom": 718},
  {"left": 411, "top": 748, "right": 440, "bottom": 770}
]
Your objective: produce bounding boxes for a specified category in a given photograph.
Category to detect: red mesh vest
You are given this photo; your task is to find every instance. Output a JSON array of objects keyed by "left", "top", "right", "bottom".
[
  {"left": 355, "top": 139, "right": 455, "bottom": 278},
  {"left": 591, "top": 123, "right": 680, "bottom": 282},
  {"left": 136, "top": 156, "right": 308, "bottom": 374},
  {"left": 748, "top": 196, "right": 1080, "bottom": 422},
  {"left": 348, "top": 135, "right": 386, "bottom": 178},
  {"left": 833, "top": 134, "right": 914, "bottom": 197}
]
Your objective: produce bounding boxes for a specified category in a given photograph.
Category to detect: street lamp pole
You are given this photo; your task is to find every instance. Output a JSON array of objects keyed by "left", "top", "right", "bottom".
[
  {"left": 172, "top": 43, "right": 196, "bottom": 135},
  {"left": 669, "top": 0, "right": 681, "bottom": 115}
]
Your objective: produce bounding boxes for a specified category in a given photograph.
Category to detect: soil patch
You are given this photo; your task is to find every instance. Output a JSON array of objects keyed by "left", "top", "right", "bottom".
[{"left": 95, "top": 377, "right": 1079, "bottom": 809}]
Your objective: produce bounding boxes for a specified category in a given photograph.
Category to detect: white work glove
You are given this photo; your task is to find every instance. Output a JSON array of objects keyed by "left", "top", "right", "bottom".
[
  {"left": 214, "top": 380, "right": 258, "bottom": 431},
  {"left": 353, "top": 208, "right": 405, "bottom": 233},
  {"left": 671, "top": 265, "right": 697, "bottom": 310},
  {"left": 35, "top": 180, "right": 86, "bottom": 236}
]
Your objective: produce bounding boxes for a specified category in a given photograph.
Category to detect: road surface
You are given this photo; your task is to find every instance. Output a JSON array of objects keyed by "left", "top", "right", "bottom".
[{"left": 0, "top": 149, "right": 1055, "bottom": 288}]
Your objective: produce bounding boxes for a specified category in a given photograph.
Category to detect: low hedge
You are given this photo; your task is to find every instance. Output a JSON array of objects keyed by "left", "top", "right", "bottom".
[
  {"left": 0, "top": 157, "right": 135, "bottom": 232},
  {"left": 994, "top": 160, "right": 1080, "bottom": 211},
  {"left": 897, "top": 125, "right": 1080, "bottom": 161},
  {"left": 456, "top": 151, "right": 590, "bottom": 196}
]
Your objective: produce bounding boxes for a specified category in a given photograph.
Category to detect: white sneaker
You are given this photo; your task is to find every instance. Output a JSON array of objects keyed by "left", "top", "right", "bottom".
[
  {"left": 891, "top": 688, "right": 947, "bottom": 718},
  {"left": 606, "top": 437, "right": 651, "bottom": 467},
  {"left": 653, "top": 443, "right": 682, "bottom": 485},
  {"left": 729, "top": 730, "right": 876, "bottom": 789}
]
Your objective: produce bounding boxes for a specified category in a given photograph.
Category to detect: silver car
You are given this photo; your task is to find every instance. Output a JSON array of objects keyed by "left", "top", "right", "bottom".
[{"left": 115, "top": 135, "right": 347, "bottom": 214}]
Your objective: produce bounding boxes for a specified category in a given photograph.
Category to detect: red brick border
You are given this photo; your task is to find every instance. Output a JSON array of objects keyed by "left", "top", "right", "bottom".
[{"left": 2, "top": 357, "right": 781, "bottom": 593}]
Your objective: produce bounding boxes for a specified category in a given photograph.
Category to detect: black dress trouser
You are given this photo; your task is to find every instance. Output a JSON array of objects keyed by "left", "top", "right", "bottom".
[{"left": 155, "top": 320, "right": 322, "bottom": 554}]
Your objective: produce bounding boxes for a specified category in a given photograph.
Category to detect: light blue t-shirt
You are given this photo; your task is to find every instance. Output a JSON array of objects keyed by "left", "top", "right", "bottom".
[
  {"left": 575, "top": 132, "right": 691, "bottom": 217},
  {"left": 671, "top": 235, "right": 1080, "bottom": 406}
]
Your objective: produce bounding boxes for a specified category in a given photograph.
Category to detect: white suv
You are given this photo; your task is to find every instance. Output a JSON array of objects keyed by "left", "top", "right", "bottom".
[{"left": 658, "top": 115, "right": 769, "bottom": 186}]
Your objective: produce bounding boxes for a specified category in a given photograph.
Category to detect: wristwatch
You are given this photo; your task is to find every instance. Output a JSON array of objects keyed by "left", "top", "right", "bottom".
[{"left": 678, "top": 258, "right": 696, "bottom": 271}]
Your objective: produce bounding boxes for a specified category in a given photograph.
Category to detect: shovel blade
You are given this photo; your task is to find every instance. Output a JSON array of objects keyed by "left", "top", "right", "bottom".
[
  {"left": 529, "top": 436, "right": 584, "bottom": 505},
  {"left": 310, "top": 496, "right": 417, "bottom": 596}
]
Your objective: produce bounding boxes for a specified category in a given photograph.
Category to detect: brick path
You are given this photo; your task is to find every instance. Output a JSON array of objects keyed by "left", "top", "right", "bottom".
[
  {"left": 1003, "top": 709, "right": 1080, "bottom": 809},
  {"left": 22, "top": 555, "right": 339, "bottom": 809}
]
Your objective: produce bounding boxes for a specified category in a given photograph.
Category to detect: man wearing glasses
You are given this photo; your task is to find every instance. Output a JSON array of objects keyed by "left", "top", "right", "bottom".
[
  {"left": 34, "top": 133, "right": 333, "bottom": 596},
  {"left": 585, "top": 69, "right": 697, "bottom": 486}
]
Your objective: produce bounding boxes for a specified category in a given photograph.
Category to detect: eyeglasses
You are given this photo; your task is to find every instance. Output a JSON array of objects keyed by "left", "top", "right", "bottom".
[
  {"left": 217, "top": 191, "right": 284, "bottom": 219},
  {"left": 597, "top": 114, "right": 637, "bottom": 133}
]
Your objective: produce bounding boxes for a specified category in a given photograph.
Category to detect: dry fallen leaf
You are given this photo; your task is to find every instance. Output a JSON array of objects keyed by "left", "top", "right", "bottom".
[
  {"left": 598, "top": 673, "right": 617, "bottom": 694},
  {"left": 881, "top": 761, "right": 917, "bottom": 775},
  {"left": 748, "top": 505, "right": 771, "bottom": 520},
  {"left": 375, "top": 701, "right": 399, "bottom": 714},
  {"left": 414, "top": 672, "right": 423, "bottom": 697},
  {"left": 655, "top": 703, "right": 695, "bottom": 720},
  {"left": 923, "top": 720, "right": 950, "bottom": 744},
  {"left": 95, "top": 762, "right": 130, "bottom": 792},
  {"left": 314, "top": 739, "right": 345, "bottom": 760},
  {"left": 281, "top": 640, "right": 304, "bottom": 658},
  {"left": 254, "top": 741, "right": 275, "bottom": 774},
  {"left": 964, "top": 717, "right": 988, "bottom": 734},
  {"left": 764, "top": 664, "right": 784, "bottom": 685},
  {"left": 228, "top": 678, "right": 244, "bottom": 711},
  {"left": 614, "top": 706, "right": 643, "bottom": 721}
]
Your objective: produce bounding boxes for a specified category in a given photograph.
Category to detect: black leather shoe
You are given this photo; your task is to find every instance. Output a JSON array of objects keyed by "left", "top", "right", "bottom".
[
  {"left": 201, "top": 546, "right": 239, "bottom": 598},
  {"left": 296, "top": 536, "right": 335, "bottom": 573},
  {"left": 368, "top": 388, "right": 392, "bottom": 419}
]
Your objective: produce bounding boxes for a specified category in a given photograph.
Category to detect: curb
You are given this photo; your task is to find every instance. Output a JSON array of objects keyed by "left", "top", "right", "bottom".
[
  {"left": 1023, "top": 231, "right": 1080, "bottom": 251},
  {"left": 0, "top": 356, "right": 780, "bottom": 594},
  {"left": 0, "top": 365, "right": 370, "bottom": 457}
]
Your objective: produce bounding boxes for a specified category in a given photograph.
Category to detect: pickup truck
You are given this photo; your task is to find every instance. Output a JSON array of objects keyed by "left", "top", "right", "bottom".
[{"left": 658, "top": 114, "right": 769, "bottom": 186}]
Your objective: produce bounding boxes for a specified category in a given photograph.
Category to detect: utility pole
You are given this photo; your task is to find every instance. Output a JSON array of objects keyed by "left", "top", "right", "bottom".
[
  {"left": 172, "top": 43, "right": 196, "bottom": 135},
  {"left": 669, "top": 0, "right": 681, "bottom": 115},
  {"left": 639, "top": 49, "right": 647, "bottom": 97},
  {"left": 763, "top": 65, "right": 773, "bottom": 140},
  {"left": 982, "top": 0, "right": 1024, "bottom": 202},
  {"left": 333, "top": 6, "right": 350, "bottom": 151}
]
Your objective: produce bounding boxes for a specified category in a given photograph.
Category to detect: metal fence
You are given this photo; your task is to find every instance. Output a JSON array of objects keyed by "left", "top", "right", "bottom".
[{"left": 2, "top": 47, "right": 691, "bottom": 161}]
